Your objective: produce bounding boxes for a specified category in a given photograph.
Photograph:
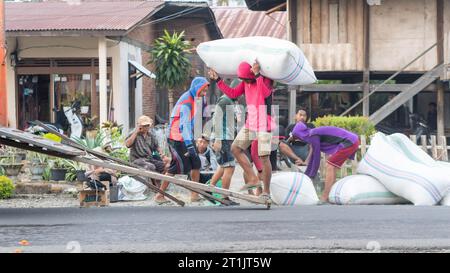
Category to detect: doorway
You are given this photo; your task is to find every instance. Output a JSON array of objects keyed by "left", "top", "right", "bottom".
[{"left": 17, "top": 75, "right": 50, "bottom": 130}]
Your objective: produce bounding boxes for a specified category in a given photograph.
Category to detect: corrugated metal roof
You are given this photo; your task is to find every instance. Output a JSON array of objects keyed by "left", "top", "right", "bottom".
[
  {"left": 212, "top": 7, "right": 286, "bottom": 40},
  {"left": 5, "top": 1, "right": 164, "bottom": 32}
]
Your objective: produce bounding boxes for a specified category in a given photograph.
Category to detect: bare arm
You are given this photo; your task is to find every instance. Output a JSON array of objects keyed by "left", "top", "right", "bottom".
[{"left": 125, "top": 128, "right": 140, "bottom": 148}]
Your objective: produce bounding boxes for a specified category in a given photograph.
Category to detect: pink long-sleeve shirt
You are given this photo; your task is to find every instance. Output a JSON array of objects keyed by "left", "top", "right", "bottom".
[{"left": 217, "top": 76, "right": 274, "bottom": 132}]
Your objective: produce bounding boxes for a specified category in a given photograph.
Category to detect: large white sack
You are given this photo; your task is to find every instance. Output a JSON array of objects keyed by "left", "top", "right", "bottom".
[
  {"left": 437, "top": 161, "right": 450, "bottom": 205},
  {"left": 118, "top": 176, "right": 148, "bottom": 201},
  {"left": 329, "top": 174, "right": 409, "bottom": 205},
  {"left": 387, "top": 133, "right": 450, "bottom": 206},
  {"left": 357, "top": 132, "right": 450, "bottom": 205},
  {"left": 270, "top": 172, "right": 319, "bottom": 205},
  {"left": 197, "top": 36, "right": 316, "bottom": 85}
]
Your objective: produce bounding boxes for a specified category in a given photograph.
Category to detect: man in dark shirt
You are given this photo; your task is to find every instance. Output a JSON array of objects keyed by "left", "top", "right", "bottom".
[
  {"left": 125, "top": 115, "right": 168, "bottom": 187},
  {"left": 279, "top": 109, "right": 315, "bottom": 166}
]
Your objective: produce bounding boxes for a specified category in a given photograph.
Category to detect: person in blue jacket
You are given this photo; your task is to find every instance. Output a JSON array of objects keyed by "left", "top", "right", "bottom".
[{"left": 154, "top": 77, "right": 209, "bottom": 204}]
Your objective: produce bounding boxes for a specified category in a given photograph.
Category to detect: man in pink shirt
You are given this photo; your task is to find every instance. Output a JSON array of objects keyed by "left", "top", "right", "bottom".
[{"left": 208, "top": 61, "right": 274, "bottom": 199}]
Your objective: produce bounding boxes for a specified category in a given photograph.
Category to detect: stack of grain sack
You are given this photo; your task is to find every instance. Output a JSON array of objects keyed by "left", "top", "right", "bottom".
[
  {"left": 198, "top": 36, "right": 320, "bottom": 206},
  {"left": 329, "top": 132, "right": 450, "bottom": 206}
]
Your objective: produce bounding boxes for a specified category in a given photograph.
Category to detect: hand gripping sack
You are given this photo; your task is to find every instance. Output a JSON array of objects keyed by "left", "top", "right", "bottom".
[
  {"left": 270, "top": 172, "right": 319, "bottom": 206},
  {"left": 197, "top": 36, "right": 316, "bottom": 85},
  {"left": 357, "top": 133, "right": 450, "bottom": 205},
  {"left": 329, "top": 174, "right": 409, "bottom": 205}
]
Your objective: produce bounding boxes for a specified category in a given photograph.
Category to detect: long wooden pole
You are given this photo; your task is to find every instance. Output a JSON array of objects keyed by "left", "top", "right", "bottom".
[
  {"left": 0, "top": 0, "right": 7, "bottom": 126},
  {"left": 35, "top": 120, "right": 230, "bottom": 206}
]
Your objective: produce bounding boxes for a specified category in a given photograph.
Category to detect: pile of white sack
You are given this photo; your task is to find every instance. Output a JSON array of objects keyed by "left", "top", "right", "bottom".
[
  {"left": 330, "top": 132, "right": 450, "bottom": 206},
  {"left": 197, "top": 36, "right": 316, "bottom": 85}
]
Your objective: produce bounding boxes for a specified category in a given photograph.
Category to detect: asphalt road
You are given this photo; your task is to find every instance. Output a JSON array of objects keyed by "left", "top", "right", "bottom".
[{"left": 1, "top": 205, "right": 450, "bottom": 253}]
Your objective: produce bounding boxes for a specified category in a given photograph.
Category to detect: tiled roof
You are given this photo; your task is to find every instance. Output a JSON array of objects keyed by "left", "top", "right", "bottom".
[
  {"left": 212, "top": 7, "right": 286, "bottom": 40},
  {"left": 6, "top": 1, "right": 164, "bottom": 32}
]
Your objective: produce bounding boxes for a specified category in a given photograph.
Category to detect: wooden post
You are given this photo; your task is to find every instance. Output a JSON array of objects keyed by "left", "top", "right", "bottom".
[
  {"left": 351, "top": 155, "right": 358, "bottom": 174},
  {"left": 289, "top": 86, "right": 297, "bottom": 124},
  {"left": 360, "top": 135, "right": 367, "bottom": 156},
  {"left": 287, "top": 0, "right": 298, "bottom": 125},
  {"left": 436, "top": 0, "right": 445, "bottom": 139},
  {"left": 0, "top": 0, "right": 7, "bottom": 126},
  {"left": 421, "top": 135, "right": 428, "bottom": 153},
  {"left": 440, "top": 135, "right": 448, "bottom": 161},
  {"left": 362, "top": 1, "right": 370, "bottom": 116},
  {"left": 410, "top": 135, "right": 417, "bottom": 145},
  {"left": 431, "top": 135, "right": 438, "bottom": 159},
  {"left": 287, "top": 0, "right": 298, "bottom": 44}
]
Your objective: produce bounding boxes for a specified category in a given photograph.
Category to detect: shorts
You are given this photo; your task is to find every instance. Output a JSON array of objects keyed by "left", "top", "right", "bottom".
[
  {"left": 200, "top": 173, "right": 214, "bottom": 184},
  {"left": 167, "top": 139, "right": 201, "bottom": 175},
  {"left": 327, "top": 140, "right": 360, "bottom": 168},
  {"left": 215, "top": 140, "right": 235, "bottom": 168},
  {"left": 232, "top": 127, "right": 272, "bottom": 156},
  {"left": 133, "top": 157, "right": 166, "bottom": 174}
]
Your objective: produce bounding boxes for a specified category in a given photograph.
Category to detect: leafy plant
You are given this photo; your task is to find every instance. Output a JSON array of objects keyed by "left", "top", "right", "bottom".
[
  {"left": 28, "top": 152, "right": 48, "bottom": 165},
  {"left": 313, "top": 115, "right": 376, "bottom": 139},
  {"left": 75, "top": 93, "right": 91, "bottom": 106},
  {"left": 49, "top": 157, "right": 72, "bottom": 169},
  {"left": 42, "top": 167, "right": 51, "bottom": 181},
  {"left": 101, "top": 121, "right": 123, "bottom": 134},
  {"left": 0, "top": 176, "right": 15, "bottom": 199},
  {"left": 0, "top": 147, "right": 28, "bottom": 165},
  {"left": 109, "top": 147, "right": 129, "bottom": 162},
  {"left": 149, "top": 30, "right": 192, "bottom": 113},
  {"left": 65, "top": 171, "right": 77, "bottom": 182},
  {"left": 72, "top": 130, "right": 106, "bottom": 150},
  {"left": 83, "top": 116, "right": 98, "bottom": 131},
  {"left": 64, "top": 160, "right": 86, "bottom": 182}
]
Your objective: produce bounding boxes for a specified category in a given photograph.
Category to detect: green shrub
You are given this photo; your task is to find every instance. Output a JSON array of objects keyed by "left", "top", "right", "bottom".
[
  {"left": 0, "top": 176, "right": 15, "bottom": 199},
  {"left": 313, "top": 115, "right": 376, "bottom": 139}
]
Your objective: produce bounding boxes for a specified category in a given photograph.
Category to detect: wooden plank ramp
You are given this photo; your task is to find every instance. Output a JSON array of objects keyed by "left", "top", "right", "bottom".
[
  {"left": 33, "top": 121, "right": 231, "bottom": 207},
  {"left": 0, "top": 126, "right": 270, "bottom": 208}
]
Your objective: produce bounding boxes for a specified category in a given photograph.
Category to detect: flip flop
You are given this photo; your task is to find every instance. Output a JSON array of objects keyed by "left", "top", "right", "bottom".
[
  {"left": 239, "top": 181, "right": 263, "bottom": 192},
  {"left": 154, "top": 198, "right": 170, "bottom": 205}
]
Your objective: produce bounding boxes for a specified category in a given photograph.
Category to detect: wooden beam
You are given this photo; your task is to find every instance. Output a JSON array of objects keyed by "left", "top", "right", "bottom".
[
  {"left": 302, "top": 0, "right": 311, "bottom": 43},
  {"left": 329, "top": 3, "right": 339, "bottom": 44},
  {"left": 355, "top": 0, "right": 364, "bottom": 70},
  {"left": 311, "top": 0, "right": 321, "bottom": 43},
  {"left": 34, "top": 121, "right": 230, "bottom": 206},
  {"left": 266, "top": 2, "right": 287, "bottom": 14},
  {"left": 347, "top": 0, "right": 357, "bottom": 68},
  {"left": 320, "top": 0, "right": 329, "bottom": 43},
  {"left": 287, "top": 0, "right": 298, "bottom": 44},
  {"left": 436, "top": 0, "right": 445, "bottom": 138},
  {"left": 338, "top": 0, "right": 347, "bottom": 43},
  {"left": 362, "top": 1, "right": 370, "bottom": 116}
]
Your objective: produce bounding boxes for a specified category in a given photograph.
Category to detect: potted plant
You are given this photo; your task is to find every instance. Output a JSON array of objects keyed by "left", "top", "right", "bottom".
[
  {"left": 49, "top": 158, "right": 71, "bottom": 181},
  {"left": 64, "top": 160, "right": 87, "bottom": 182},
  {"left": 28, "top": 152, "right": 48, "bottom": 181},
  {"left": 76, "top": 93, "right": 91, "bottom": 114},
  {"left": 84, "top": 116, "right": 98, "bottom": 139},
  {"left": 0, "top": 151, "right": 24, "bottom": 181}
]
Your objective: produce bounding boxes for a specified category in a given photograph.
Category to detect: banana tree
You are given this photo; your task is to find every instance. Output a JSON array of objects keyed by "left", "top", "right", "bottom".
[{"left": 149, "top": 30, "right": 192, "bottom": 114}]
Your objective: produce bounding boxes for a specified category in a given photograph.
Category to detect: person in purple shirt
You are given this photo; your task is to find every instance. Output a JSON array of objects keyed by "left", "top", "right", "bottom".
[{"left": 292, "top": 122, "right": 360, "bottom": 202}]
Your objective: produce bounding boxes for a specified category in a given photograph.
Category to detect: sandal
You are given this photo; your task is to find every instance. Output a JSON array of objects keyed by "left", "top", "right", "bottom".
[
  {"left": 239, "top": 181, "right": 263, "bottom": 192},
  {"left": 154, "top": 198, "right": 170, "bottom": 205},
  {"left": 259, "top": 193, "right": 272, "bottom": 202}
]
